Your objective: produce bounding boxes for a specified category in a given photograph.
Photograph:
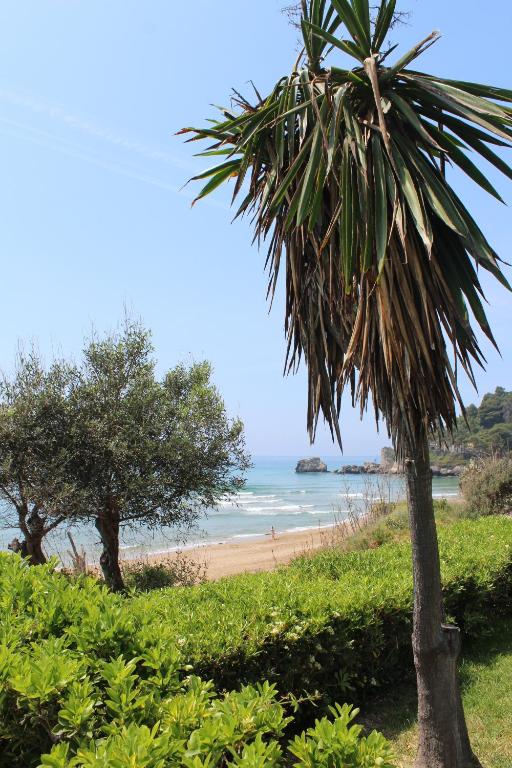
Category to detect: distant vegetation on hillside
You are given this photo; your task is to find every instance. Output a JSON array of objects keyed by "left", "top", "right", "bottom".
[
  {"left": 431, "top": 388, "right": 512, "bottom": 465},
  {"left": 456, "top": 388, "right": 512, "bottom": 453}
]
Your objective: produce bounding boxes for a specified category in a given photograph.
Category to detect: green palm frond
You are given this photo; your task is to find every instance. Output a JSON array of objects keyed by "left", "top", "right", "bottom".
[{"left": 181, "top": 0, "right": 512, "bottom": 452}]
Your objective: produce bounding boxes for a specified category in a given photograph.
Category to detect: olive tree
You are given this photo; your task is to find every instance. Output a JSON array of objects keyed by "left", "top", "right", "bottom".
[
  {"left": 69, "top": 322, "right": 249, "bottom": 591},
  {"left": 0, "top": 351, "right": 80, "bottom": 565}
]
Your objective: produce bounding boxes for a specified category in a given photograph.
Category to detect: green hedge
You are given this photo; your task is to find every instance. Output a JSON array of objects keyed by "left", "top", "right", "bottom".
[
  {"left": 130, "top": 517, "right": 512, "bottom": 700},
  {"left": 0, "top": 559, "right": 395, "bottom": 768},
  {"left": 1, "top": 517, "right": 512, "bottom": 766}
]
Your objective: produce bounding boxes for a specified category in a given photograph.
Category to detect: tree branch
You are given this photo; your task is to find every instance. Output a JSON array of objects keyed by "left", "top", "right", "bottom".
[{"left": 43, "top": 515, "right": 66, "bottom": 536}]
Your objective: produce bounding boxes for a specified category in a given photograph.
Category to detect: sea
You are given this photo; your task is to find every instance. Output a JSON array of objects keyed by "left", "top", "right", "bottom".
[{"left": 0, "top": 455, "right": 459, "bottom": 564}]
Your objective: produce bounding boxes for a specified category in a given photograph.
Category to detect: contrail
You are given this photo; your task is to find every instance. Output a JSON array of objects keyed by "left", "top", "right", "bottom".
[
  {"left": 0, "top": 87, "right": 193, "bottom": 171},
  {"left": 0, "top": 95, "right": 231, "bottom": 210}
]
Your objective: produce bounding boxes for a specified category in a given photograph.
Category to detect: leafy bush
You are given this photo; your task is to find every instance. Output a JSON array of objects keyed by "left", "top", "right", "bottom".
[
  {"left": 0, "top": 557, "right": 393, "bottom": 767},
  {"left": 129, "top": 517, "right": 512, "bottom": 703},
  {"left": 460, "top": 456, "right": 512, "bottom": 517},
  {"left": 36, "top": 699, "right": 394, "bottom": 768},
  {"left": 2, "top": 516, "right": 512, "bottom": 766},
  {"left": 122, "top": 553, "right": 207, "bottom": 592}
]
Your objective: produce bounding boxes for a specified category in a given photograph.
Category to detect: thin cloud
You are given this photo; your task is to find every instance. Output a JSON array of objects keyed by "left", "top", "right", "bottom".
[
  {"left": 0, "top": 93, "right": 230, "bottom": 210},
  {"left": 0, "top": 87, "right": 193, "bottom": 171}
]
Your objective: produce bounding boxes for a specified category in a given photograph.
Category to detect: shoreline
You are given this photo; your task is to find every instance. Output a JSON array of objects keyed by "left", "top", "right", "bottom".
[
  {"left": 97, "top": 490, "right": 461, "bottom": 581},
  {"left": 137, "top": 522, "right": 341, "bottom": 580}
]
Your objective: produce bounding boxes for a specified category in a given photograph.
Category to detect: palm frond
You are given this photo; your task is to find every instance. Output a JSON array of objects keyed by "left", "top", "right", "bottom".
[{"left": 181, "top": 0, "right": 512, "bottom": 453}]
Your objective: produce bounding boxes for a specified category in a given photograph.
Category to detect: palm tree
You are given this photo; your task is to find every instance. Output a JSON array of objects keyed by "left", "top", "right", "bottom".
[{"left": 180, "top": 2, "right": 512, "bottom": 765}]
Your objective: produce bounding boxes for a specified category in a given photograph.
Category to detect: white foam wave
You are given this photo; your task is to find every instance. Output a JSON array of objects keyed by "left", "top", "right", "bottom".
[
  {"left": 237, "top": 495, "right": 279, "bottom": 502},
  {"left": 285, "top": 523, "right": 336, "bottom": 533},
  {"left": 244, "top": 504, "right": 315, "bottom": 514},
  {"left": 216, "top": 495, "right": 280, "bottom": 509},
  {"left": 244, "top": 510, "right": 281, "bottom": 516}
]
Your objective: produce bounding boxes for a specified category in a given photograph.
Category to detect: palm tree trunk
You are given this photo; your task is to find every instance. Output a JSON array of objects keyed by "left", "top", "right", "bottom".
[
  {"left": 95, "top": 507, "right": 125, "bottom": 592},
  {"left": 405, "top": 427, "right": 480, "bottom": 768}
]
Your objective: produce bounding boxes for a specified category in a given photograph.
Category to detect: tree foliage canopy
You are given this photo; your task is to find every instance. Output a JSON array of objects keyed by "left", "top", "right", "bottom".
[
  {"left": 0, "top": 352, "right": 81, "bottom": 562},
  {"left": 454, "top": 387, "right": 512, "bottom": 454},
  {"left": 0, "top": 323, "right": 249, "bottom": 580},
  {"left": 182, "top": 0, "right": 512, "bottom": 453},
  {"left": 71, "top": 322, "right": 249, "bottom": 531}
]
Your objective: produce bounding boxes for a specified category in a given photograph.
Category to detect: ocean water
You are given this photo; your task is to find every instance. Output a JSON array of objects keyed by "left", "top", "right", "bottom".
[{"left": 1, "top": 456, "right": 459, "bottom": 563}]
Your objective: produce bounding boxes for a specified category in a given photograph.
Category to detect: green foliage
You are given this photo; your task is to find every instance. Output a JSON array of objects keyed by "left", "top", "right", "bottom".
[
  {"left": 289, "top": 704, "right": 395, "bottom": 768},
  {"left": 68, "top": 320, "right": 249, "bottom": 590},
  {"left": 2, "top": 517, "right": 511, "bottom": 765},
  {"left": 460, "top": 456, "right": 512, "bottom": 517},
  {"left": 0, "top": 320, "right": 249, "bottom": 591},
  {"left": 0, "top": 350, "right": 81, "bottom": 562},
  {"left": 182, "top": 0, "right": 512, "bottom": 449},
  {"left": 125, "top": 517, "right": 512, "bottom": 703},
  {"left": 72, "top": 322, "right": 249, "bottom": 531},
  {"left": 0, "top": 556, "right": 393, "bottom": 768},
  {"left": 478, "top": 388, "right": 512, "bottom": 429},
  {"left": 452, "top": 388, "right": 512, "bottom": 455}
]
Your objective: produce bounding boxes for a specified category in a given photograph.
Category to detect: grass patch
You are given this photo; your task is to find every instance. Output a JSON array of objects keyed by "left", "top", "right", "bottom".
[
  {"left": 359, "top": 619, "right": 512, "bottom": 768},
  {"left": 324, "top": 498, "right": 463, "bottom": 553}
]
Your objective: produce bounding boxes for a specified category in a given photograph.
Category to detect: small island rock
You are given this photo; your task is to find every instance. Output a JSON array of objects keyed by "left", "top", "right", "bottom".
[
  {"left": 335, "top": 461, "right": 382, "bottom": 475},
  {"left": 295, "top": 457, "right": 328, "bottom": 473},
  {"left": 334, "top": 448, "right": 462, "bottom": 477},
  {"left": 431, "top": 464, "right": 464, "bottom": 477}
]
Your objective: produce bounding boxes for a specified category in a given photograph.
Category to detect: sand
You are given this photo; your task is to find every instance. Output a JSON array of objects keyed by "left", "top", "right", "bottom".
[
  {"left": 140, "top": 524, "right": 340, "bottom": 581},
  {"left": 119, "top": 496, "right": 462, "bottom": 582}
]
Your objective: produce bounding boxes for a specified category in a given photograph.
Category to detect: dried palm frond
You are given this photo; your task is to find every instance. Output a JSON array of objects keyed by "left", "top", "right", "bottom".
[{"left": 180, "top": 0, "right": 512, "bottom": 454}]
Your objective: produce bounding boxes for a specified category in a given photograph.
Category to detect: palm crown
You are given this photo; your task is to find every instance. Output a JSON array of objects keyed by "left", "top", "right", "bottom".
[{"left": 181, "top": 0, "right": 512, "bottom": 452}]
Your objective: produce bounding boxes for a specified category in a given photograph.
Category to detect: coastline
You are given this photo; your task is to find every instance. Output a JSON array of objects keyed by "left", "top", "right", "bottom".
[
  {"left": 130, "top": 523, "right": 338, "bottom": 581},
  {"left": 119, "top": 489, "right": 463, "bottom": 581}
]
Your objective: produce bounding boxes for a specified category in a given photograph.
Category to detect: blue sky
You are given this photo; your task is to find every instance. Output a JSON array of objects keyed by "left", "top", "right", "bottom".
[{"left": 0, "top": 0, "right": 510, "bottom": 458}]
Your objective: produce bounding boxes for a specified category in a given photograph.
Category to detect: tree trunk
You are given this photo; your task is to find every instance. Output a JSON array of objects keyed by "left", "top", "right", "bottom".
[
  {"left": 405, "top": 428, "right": 480, "bottom": 768},
  {"left": 18, "top": 508, "right": 47, "bottom": 566},
  {"left": 24, "top": 535, "right": 47, "bottom": 566},
  {"left": 95, "top": 508, "right": 125, "bottom": 592}
]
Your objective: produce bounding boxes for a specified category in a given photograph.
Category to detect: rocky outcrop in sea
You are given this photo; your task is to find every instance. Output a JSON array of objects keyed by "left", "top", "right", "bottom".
[
  {"left": 295, "top": 457, "right": 328, "bottom": 473},
  {"left": 333, "top": 447, "right": 463, "bottom": 477},
  {"left": 334, "top": 462, "right": 384, "bottom": 475}
]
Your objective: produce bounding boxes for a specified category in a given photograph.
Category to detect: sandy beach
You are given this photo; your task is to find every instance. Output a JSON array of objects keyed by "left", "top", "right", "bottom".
[
  {"left": 141, "top": 525, "right": 337, "bottom": 581},
  {"left": 118, "top": 493, "right": 463, "bottom": 582}
]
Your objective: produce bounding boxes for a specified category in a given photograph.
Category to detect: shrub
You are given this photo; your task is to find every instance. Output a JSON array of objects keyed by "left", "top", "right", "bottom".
[
  {"left": 36, "top": 699, "right": 394, "bottom": 768},
  {"left": 2, "top": 516, "right": 512, "bottom": 766},
  {"left": 129, "top": 517, "right": 512, "bottom": 704},
  {"left": 122, "top": 553, "right": 207, "bottom": 592},
  {"left": 0, "top": 556, "right": 393, "bottom": 767},
  {"left": 327, "top": 499, "right": 451, "bottom": 553},
  {"left": 460, "top": 455, "right": 512, "bottom": 517}
]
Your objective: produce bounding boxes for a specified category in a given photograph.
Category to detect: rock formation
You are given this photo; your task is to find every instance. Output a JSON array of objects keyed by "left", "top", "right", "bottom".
[
  {"left": 334, "top": 448, "right": 462, "bottom": 477},
  {"left": 335, "top": 461, "right": 383, "bottom": 475},
  {"left": 295, "top": 457, "right": 328, "bottom": 473}
]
